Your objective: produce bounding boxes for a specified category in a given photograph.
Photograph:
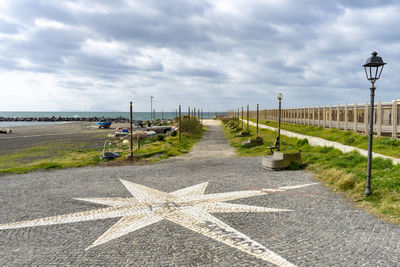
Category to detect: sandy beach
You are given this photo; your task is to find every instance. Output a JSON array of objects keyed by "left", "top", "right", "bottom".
[{"left": 0, "top": 122, "right": 128, "bottom": 156}]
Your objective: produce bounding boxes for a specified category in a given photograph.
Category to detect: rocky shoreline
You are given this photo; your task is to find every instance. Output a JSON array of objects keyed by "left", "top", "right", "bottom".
[{"left": 0, "top": 116, "right": 131, "bottom": 123}]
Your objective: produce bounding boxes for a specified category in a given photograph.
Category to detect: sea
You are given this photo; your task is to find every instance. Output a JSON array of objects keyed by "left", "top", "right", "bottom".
[{"left": 0, "top": 111, "right": 214, "bottom": 127}]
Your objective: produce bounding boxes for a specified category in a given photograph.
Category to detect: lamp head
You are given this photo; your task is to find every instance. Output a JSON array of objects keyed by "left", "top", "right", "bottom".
[{"left": 363, "top": 51, "right": 386, "bottom": 83}]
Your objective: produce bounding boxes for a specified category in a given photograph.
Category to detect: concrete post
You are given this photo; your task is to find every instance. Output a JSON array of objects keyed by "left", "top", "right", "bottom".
[
  {"left": 364, "top": 103, "right": 369, "bottom": 134},
  {"left": 329, "top": 105, "right": 332, "bottom": 128},
  {"left": 377, "top": 102, "right": 382, "bottom": 137},
  {"left": 344, "top": 104, "right": 348, "bottom": 131},
  {"left": 392, "top": 100, "right": 398, "bottom": 138},
  {"left": 354, "top": 103, "right": 358, "bottom": 132},
  {"left": 337, "top": 104, "right": 340, "bottom": 129}
]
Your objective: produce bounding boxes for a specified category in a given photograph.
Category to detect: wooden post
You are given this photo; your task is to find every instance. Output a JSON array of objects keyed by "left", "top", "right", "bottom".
[
  {"left": 179, "top": 105, "right": 182, "bottom": 141},
  {"left": 303, "top": 107, "right": 305, "bottom": 125},
  {"left": 364, "top": 103, "right": 368, "bottom": 134},
  {"left": 344, "top": 104, "right": 348, "bottom": 131},
  {"left": 188, "top": 107, "right": 190, "bottom": 123},
  {"left": 323, "top": 106, "right": 326, "bottom": 128},
  {"left": 392, "top": 100, "right": 398, "bottom": 138},
  {"left": 337, "top": 104, "right": 340, "bottom": 129},
  {"left": 246, "top": 104, "right": 249, "bottom": 131},
  {"left": 353, "top": 103, "right": 358, "bottom": 132},
  {"left": 329, "top": 105, "right": 332, "bottom": 128},
  {"left": 377, "top": 102, "right": 382, "bottom": 137},
  {"left": 241, "top": 107, "right": 244, "bottom": 128},
  {"left": 130, "top": 101, "right": 133, "bottom": 158},
  {"left": 256, "top": 104, "right": 259, "bottom": 137},
  {"left": 318, "top": 106, "right": 320, "bottom": 126}
]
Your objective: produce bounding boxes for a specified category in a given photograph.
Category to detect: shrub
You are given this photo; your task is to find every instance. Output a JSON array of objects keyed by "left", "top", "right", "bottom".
[
  {"left": 377, "top": 138, "right": 400, "bottom": 147},
  {"left": 297, "top": 138, "right": 309, "bottom": 146},
  {"left": 344, "top": 137, "right": 355, "bottom": 145},
  {"left": 171, "top": 130, "right": 177, "bottom": 136},
  {"left": 157, "top": 134, "right": 165, "bottom": 141}
]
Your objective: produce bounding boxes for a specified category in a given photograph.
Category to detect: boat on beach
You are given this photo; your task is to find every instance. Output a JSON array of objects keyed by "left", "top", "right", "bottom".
[{"left": 96, "top": 120, "right": 112, "bottom": 128}]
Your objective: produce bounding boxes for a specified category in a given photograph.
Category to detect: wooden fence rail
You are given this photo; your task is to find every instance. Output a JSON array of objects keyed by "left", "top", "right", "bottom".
[{"left": 229, "top": 100, "right": 400, "bottom": 138}]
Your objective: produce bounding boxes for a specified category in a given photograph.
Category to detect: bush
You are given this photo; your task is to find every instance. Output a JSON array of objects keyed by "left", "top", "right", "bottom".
[
  {"left": 157, "top": 134, "right": 165, "bottom": 141},
  {"left": 377, "top": 137, "right": 400, "bottom": 147},
  {"left": 180, "top": 115, "right": 203, "bottom": 134},
  {"left": 344, "top": 137, "right": 355, "bottom": 145},
  {"left": 297, "top": 138, "right": 309, "bottom": 146},
  {"left": 171, "top": 130, "right": 177, "bottom": 136}
]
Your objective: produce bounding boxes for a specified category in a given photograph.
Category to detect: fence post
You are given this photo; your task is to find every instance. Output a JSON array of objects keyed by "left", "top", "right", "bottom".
[
  {"left": 307, "top": 107, "right": 310, "bottom": 125},
  {"left": 344, "top": 104, "right": 348, "bottom": 131},
  {"left": 364, "top": 103, "right": 368, "bottom": 134},
  {"left": 337, "top": 104, "right": 340, "bottom": 129},
  {"left": 323, "top": 106, "right": 326, "bottom": 128},
  {"left": 353, "top": 103, "right": 358, "bottom": 132},
  {"left": 241, "top": 107, "right": 244, "bottom": 128},
  {"left": 392, "top": 100, "right": 398, "bottom": 138},
  {"left": 318, "top": 106, "right": 320, "bottom": 126},
  {"left": 377, "top": 102, "right": 382, "bottom": 137},
  {"left": 329, "top": 105, "right": 332, "bottom": 128}
]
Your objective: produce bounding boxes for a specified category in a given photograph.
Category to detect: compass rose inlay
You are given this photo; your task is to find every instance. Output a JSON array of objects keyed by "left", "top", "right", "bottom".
[{"left": 0, "top": 180, "right": 317, "bottom": 266}]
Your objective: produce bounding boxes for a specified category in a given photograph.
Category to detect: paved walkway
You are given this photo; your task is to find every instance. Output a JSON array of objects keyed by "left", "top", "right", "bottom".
[
  {"left": 0, "top": 122, "right": 399, "bottom": 266},
  {"left": 177, "top": 119, "right": 235, "bottom": 159}
]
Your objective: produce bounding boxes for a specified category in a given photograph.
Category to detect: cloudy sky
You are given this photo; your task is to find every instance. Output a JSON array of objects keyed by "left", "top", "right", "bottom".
[{"left": 0, "top": 0, "right": 399, "bottom": 112}]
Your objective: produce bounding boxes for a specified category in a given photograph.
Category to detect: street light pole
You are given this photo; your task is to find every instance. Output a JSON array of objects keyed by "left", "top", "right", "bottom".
[
  {"left": 363, "top": 51, "right": 386, "bottom": 197},
  {"left": 150, "top": 96, "right": 154, "bottom": 120},
  {"left": 277, "top": 93, "right": 282, "bottom": 151}
]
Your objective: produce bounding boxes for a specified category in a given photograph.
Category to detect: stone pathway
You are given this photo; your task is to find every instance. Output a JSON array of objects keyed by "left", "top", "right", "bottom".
[
  {"left": 1, "top": 121, "right": 400, "bottom": 266},
  {"left": 177, "top": 119, "right": 235, "bottom": 159}
]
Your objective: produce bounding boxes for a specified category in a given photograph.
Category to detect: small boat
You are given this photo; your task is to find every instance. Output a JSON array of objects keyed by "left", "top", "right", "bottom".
[{"left": 96, "top": 120, "right": 112, "bottom": 128}]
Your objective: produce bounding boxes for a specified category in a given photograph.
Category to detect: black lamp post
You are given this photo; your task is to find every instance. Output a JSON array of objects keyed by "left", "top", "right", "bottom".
[
  {"left": 363, "top": 51, "right": 386, "bottom": 197},
  {"left": 277, "top": 93, "right": 283, "bottom": 151}
]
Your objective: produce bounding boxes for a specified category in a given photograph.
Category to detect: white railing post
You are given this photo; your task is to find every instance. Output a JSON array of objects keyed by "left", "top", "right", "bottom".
[
  {"left": 377, "top": 102, "right": 382, "bottom": 137},
  {"left": 354, "top": 103, "right": 358, "bottom": 132},
  {"left": 337, "top": 104, "right": 340, "bottom": 129},
  {"left": 392, "top": 100, "right": 398, "bottom": 138}
]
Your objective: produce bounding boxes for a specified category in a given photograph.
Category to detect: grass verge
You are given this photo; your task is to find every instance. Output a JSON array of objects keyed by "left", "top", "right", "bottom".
[
  {"left": 0, "top": 127, "right": 205, "bottom": 175},
  {"left": 247, "top": 118, "right": 400, "bottom": 158},
  {"left": 223, "top": 118, "right": 400, "bottom": 225}
]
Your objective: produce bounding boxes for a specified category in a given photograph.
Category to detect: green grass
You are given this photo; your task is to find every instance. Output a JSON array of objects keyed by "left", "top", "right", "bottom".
[
  {"left": 0, "top": 128, "right": 205, "bottom": 174},
  {"left": 223, "top": 118, "right": 400, "bottom": 224},
  {"left": 248, "top": 118, "right": 400, "bottom": 158}
]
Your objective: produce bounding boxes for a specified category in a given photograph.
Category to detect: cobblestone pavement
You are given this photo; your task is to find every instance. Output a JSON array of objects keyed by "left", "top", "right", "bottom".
[{"left": 1, "top": 156, "right": 400, "bottom": 266}]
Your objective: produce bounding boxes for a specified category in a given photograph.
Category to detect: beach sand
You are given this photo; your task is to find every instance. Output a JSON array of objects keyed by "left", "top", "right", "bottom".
[{"left": 0, "top": 122, "right": 129, "bottom": 156}]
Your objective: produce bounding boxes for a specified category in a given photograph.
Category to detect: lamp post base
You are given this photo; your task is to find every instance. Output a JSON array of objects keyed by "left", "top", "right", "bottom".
[{"left": 365, "top": 186, "right": 372, "bottom": 197}]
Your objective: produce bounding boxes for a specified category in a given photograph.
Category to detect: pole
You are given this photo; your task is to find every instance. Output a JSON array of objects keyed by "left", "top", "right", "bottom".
[
  {"left": 179, "top": 105, "right": 182, "bottom": 141},
  {"left": 150, "top": 96, "right": 154, "bottom": 120},
  {"left": 130, "top": 101, "right": 133, "bottom": 158},
  {"left": 365, "top": 82, "right": 375, "bottom": 197},
  {"left": 278, "top": 98, "right": 282, "bottom": 151},
  {"left": 188, "top": 107, "right": 190, "bottom": 123},
  {"left": 162, "top": 110, "right": 164, "bottom": 120},
  {"left": 246, "top": 104, "right": 249, "bottom": 131},
  {"left": 256, "top": 104, "right": 259, "bottom": 137},
  {"left": 241, "top": 107, "right": 244, "bottom": 128}
]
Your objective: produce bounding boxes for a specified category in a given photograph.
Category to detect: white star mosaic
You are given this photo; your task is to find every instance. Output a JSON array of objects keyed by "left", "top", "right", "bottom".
[{"left": 0, "top": 180, "right": 317, "bottom": 266}]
